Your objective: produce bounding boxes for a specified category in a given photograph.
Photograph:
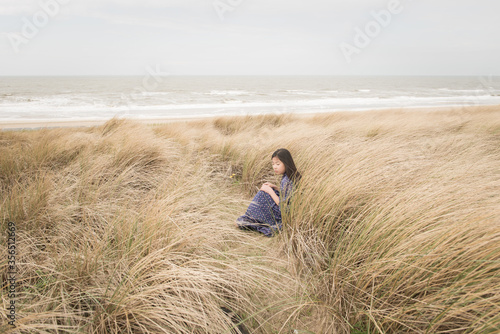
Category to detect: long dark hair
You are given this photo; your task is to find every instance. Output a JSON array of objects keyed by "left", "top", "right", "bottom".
[{"left": 272, "top": 148, "right": 301, "bottom": 183}]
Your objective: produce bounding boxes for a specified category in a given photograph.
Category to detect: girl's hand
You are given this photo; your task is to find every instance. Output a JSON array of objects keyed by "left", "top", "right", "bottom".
[
  {"left": 260, "top": 184, "right": 273, "bottom": 194},
  {"left": 261, "top": 184, "right": 280, "bottom": 206},
  {"left": 263, "top": 182, "right": 278, "bottom": 190}
]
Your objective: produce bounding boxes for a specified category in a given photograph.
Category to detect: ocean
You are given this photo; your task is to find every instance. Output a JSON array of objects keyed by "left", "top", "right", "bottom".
[{"left": 1, "top": 76, "right": 499, "bottom": 122}]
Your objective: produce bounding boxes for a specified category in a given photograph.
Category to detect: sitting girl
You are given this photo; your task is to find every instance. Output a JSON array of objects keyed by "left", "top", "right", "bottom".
[{"left": 236, "top": 148, "right": 301, "bottom": 237}]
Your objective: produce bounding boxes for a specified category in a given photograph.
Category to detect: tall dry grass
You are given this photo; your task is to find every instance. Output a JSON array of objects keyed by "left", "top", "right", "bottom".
[
  {"left": 154, "top": 106, "right": 500, "bottom": 333},
  {"left": 1, "top": 119, "right": 308, "bottom": 333},
  {"left": 2, "top": 105, "right": 499, "bottom": 333}
]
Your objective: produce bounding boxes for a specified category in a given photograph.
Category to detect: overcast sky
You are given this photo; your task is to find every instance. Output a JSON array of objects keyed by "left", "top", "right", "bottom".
[{"left": 0, "top": 0, "right": 499, "bottom": 76}]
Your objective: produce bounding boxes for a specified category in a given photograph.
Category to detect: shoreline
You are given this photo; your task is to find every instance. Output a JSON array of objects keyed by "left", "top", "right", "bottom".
[
  {"left": 1, "top": 104, "right": 499, "bottom": 130},
  {"left": 0, "top": 116, "right": 212, "bottom": 131}
]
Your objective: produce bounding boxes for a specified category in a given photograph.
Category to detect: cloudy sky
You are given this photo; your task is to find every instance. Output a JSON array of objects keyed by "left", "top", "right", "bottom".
[{"left": 0, "top": 0, "right": 499, "bottom": 76}]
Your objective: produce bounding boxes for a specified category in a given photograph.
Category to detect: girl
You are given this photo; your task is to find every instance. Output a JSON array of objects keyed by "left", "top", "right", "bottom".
[{"left": 236, "top": 148, "right": 301, "bottom": 237}]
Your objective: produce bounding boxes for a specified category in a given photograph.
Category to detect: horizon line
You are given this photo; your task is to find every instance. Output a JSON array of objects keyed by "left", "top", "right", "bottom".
[{"left": 1, "top": 74, "right": 498, "bottom": 77}]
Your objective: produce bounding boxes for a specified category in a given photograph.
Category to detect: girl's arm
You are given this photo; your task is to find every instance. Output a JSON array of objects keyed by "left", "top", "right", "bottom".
[
  {"left": 263, "top": 182, "right": 278, "bottom": 190},
  {"left": 260, "top": 184, "right": 279, "bottom": 205}
]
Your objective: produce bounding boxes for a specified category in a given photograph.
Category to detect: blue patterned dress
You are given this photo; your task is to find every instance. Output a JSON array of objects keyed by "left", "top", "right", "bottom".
[{"left": 236, "top": 174, "right": 294, "bottom": 237}]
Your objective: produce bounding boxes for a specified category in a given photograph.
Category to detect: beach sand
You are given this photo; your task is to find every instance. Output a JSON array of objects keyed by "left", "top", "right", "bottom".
[
  {"left": 1, "top": 105, "right": 499, "bottom": 130},
  {"left": 0, "top": 117, "right": 211, "bottom": 130}
]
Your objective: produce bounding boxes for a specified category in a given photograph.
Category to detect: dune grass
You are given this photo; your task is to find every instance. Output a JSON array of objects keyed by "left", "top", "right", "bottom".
[
  {"left": 1, "top": 105, "right": 499, "bottom": 333},
  {"left": 0, "top": 119, "right": 308, "bottom": 333}
]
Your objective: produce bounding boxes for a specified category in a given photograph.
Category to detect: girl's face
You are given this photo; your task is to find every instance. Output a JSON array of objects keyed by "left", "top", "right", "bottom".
[{"left": 272, "top": 157, "right": 286, "bottom": 175}]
